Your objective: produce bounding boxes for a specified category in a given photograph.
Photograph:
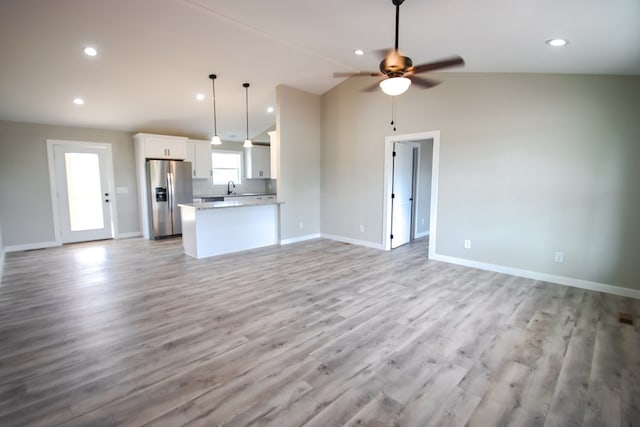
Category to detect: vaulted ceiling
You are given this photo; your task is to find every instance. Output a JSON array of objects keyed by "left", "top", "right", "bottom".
[{"left": 1, "top": 0, "right": 639, "bottom": 141}]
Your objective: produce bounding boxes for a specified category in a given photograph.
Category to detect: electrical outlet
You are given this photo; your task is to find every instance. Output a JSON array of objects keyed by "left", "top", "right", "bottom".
[
  {"left": 554, "top": 251, "right": 564, "bottom": 263},
  {"left": 421, "top": 218, "right": 425, "bottom": 225},
  {"left": 464, "top": 240, "right": 471, "bottom": 249},
  {"left": 299, "top": 221, "right": 304, "bottom": 229},
  {"left": 359, "top": 225, "right": 365, "bottom": 233}
]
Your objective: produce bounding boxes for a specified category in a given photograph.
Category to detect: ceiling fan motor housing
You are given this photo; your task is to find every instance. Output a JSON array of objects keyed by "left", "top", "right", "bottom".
[{"left": 380, "top": 55, "right": 413, "bottom": 77}]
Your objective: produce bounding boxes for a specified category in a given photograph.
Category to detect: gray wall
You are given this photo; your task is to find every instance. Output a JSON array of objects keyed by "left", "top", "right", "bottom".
[
  {"left": 276, "top": 85, "right": 321, "bottom": 240},
  {"left": 321, "top": 73, "right": 640, "bottom": 291},
  {"left": 0, "top": 120, "right": 139, "bottom": 247}
]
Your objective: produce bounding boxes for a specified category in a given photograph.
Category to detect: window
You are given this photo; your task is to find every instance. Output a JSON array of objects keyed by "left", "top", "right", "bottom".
[{"left": 211, "top": 151, "right": 242, "bottom": 185}]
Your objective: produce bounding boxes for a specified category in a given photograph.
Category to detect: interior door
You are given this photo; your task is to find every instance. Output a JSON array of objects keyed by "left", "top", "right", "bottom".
[
  {"left": 391, "top": 142, "right": 414, "bottom": 248},
  {"left": 53, "top": 144, "right": 114, "bottom": 243}
]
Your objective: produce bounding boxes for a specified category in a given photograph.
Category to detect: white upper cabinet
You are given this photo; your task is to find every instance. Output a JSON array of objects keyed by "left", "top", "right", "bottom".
[
  {"left": 186, "top": 139, "right": 213, "bottom": 179},
  {"left": 134, "top": 133, "right": 187, "bottom": 160},
  {"left": 244, "top": 146, "right": 271, "bottom": 179}
]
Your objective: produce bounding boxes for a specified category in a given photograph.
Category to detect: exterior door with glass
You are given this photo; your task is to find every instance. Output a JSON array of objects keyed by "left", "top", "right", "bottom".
[{"left": 52, "top": 143, "right": 114, "bottom": 243}]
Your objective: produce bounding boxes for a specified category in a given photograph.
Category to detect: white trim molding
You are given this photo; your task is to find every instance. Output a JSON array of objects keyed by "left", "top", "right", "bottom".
[
  {"left": 321, "top": 234, "right": 385, "bottom": 250},
  {"left": 280, "top": 233, "right": 321, "bottom": 245},
  {"left": 5, "top": 241, "right": 62, "bottom": 253},
  {"left": 382, "top": 131, "right": 440, "bottom": 255},
  {"left": 431, "top": 253, "right": 640, "bottom": 300},
  {"left": 116, "top": 232, "right": 143, "bottom": 239}
]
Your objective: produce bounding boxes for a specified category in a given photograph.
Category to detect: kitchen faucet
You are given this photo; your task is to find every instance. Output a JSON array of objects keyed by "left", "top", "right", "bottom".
[{"left": 227, "top": 181, "right": 236, "bottom": 195}]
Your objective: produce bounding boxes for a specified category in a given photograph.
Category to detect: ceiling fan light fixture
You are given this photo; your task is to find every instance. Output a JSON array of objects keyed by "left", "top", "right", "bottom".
[
  {"left": 209, "top": 74, "right": 222, "bottom": 145},
  {"left": 353, "top": 49, "right": 365, "bottom": 56},
  {"left": 380, "top": 77, "right": 411, "bottom": 96}
]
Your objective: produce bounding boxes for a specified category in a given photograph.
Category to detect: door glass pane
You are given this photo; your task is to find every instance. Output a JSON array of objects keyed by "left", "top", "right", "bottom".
[{"left": 65, "top": 153, "right": 104, "bottom": 231}]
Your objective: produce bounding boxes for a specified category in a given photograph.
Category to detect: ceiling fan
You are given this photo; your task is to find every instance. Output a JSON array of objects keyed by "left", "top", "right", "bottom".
[{"left": 334, "top": 0, "right": 465, "bottom": 96}]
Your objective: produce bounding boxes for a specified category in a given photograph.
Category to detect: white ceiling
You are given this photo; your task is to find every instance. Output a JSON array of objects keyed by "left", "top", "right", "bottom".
[{"left": 1, "top": 0, "right": 639, "bottom": 141}]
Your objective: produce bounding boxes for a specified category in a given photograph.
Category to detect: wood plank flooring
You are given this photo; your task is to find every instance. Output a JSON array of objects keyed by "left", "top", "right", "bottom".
[{"left": 0, "top": 237, "right": 638, "bottom": 426}]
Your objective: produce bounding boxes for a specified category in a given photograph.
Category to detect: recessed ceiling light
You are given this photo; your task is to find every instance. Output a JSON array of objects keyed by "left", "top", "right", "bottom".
[
  {"left": 83, "top": 46, "right": 97, "bottom": 56},
  {"left": 196, "top": 93, "right": 205, "bottom": 101},
  {"left": 546, "top": 39, "right": 568, "bottom": 47},
  {"left": 267, "top": 106, "right": 274, "bottom": 113},
  {"left": 73, "top": 97, "right": 85, "bottom": 105},
  {"left": 354, "top": 49, "right": 365, "bottom": 56}
]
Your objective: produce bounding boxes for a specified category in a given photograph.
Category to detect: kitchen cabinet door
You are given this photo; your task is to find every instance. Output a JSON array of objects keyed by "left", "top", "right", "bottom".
[
  {"left": 245, "top": 146, "right": 270, "bottom": 179},
  {"left": 137, "top": 134, "right": 187, "bottom": 160},
  {"left": 186, "top": 140, "right": 213, "bottom": 179}
]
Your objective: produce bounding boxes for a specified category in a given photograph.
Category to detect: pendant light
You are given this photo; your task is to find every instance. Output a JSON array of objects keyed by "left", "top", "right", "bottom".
[
  {"left": 242, "top": 82, "right": 252, "bottom": 148},
  {"left": 209, "top": 74, "right": 222, "bottom": 145}
]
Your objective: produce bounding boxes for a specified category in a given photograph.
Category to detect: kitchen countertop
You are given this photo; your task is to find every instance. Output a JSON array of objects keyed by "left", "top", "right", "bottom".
[{"left": 180, "top": 199, "right": 282, "bottom": 210}]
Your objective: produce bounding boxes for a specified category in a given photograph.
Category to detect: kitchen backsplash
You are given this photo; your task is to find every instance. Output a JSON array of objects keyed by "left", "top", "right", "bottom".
[{"left": 193, "top": 178, "right": 277, "bottom": 196}]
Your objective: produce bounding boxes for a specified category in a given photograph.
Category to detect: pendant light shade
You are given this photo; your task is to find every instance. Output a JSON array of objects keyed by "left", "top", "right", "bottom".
[
  {"left": 379, "top": 76, "right": 411, "bottom": 96},
  {"left": 209, "top": 74, "right": 222, "bottom": 145},
  {"left": 242, "top": 83, "right": 252, "bottom": 148}
]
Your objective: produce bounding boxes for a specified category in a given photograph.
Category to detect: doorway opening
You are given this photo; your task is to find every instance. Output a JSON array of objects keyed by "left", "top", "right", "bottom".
[
  {"left": 383, "top": 131, "right": 440, "bottom": 258},
  {"left": 47, "top": 139, "right": 117, "bottom": 244}
]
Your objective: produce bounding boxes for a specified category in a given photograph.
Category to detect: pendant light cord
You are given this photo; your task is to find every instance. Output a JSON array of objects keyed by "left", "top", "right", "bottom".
[
  {"left": 209, "top": 74, "right": 218, "bottom": 136},
  {"left": 244, "top": 83, "right": 250, "bottom": 141}
]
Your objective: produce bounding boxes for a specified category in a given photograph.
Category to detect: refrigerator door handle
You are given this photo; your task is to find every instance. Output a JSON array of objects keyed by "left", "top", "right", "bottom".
[{"left": 167, "top": 172, "right": 174, "bottom": 216}]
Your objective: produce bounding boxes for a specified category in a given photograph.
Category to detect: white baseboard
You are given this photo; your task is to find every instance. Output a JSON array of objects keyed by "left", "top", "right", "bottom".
[
  {"left": 5, "top": 240, "right": 62, "bottom": 253},
  {"left": 431, "top": 253, "right": 640, "bottom": 300},
  {"left": 321, "top": 234, "right": 385, "bottom": 250},
  {"left": 415, "top": 231, "right": 429, "bottom": 239},
  {"left": 116, "top": 232, "right": 142, "bottom": 239},
  {"left": 280, "top": 233, "right": 321, "bottom": 245}
]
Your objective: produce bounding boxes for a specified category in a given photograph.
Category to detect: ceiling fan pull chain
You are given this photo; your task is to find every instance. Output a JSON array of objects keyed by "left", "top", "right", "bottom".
[{"left": 391, "top": 96, "right": 397, "bottom": 131}]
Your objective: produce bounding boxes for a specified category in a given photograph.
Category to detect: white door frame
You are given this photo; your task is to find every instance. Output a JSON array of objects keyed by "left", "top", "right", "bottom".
[
  {"left": 382, "top": 131, "right": 440, "bottom": 259},
  {"left": 46, "top": 139, "right": 118, "bottom": 244}
]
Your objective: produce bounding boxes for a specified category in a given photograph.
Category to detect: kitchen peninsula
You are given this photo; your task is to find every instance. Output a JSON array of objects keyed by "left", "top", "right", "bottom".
[{"left": 179, "top": 199, "right": 281, "bottom": 259}]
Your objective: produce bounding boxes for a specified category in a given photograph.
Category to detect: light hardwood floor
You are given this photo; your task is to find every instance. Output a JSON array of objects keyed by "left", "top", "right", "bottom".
[{"left": 0, "top": 237, "right": 638, "bottom": 426}]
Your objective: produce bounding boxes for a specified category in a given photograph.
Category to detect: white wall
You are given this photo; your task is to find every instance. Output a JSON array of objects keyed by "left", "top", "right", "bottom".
[
  {"left": 276, "top": 85, "right": 321, "bottom": 242},
  {"left": 0, "top": 120, "right": 140, "bottom": 248},
  {"left": 321, "top": 73, "right": 640, "bottom": 292}
]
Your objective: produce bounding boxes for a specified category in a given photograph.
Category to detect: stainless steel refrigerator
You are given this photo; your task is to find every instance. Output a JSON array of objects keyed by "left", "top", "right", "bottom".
[{"left": 146, "top": 159, "right": 193, "bottom": 239}]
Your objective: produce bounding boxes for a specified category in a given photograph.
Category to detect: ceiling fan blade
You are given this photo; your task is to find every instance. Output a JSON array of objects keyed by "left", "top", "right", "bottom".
[
  {"left": 362, "top": 81, "right": 382, "bottom": 92},
  {"left": 333, "top": 71, "right": 383, "bottom": 78},
  {"left": 411, "top": 56, "right": 465, "bottom": 74},
  {"left": 408, "top": 75, "right": 440, "bottom": 89}
]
